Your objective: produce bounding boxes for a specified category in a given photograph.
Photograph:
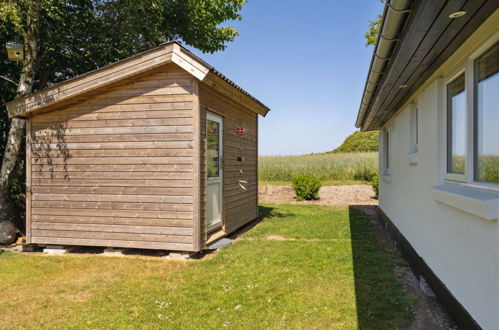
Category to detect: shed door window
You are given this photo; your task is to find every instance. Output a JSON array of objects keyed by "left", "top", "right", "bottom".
[
  {"left": 207, "top": 120, "right": 221, "bottom": 178},
  {"left": 474, "top": 42, "right": 499, "bottom": 183},
  {"left": 447, "top": 73, "right": 466, "bottom": 175}
]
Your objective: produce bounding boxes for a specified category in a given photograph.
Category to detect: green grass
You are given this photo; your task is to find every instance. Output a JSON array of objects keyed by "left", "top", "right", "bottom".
[
  {"left": 0, "top": 204, "right": 413, "bottom": 329},
  {"left": 259, "top": 152, "right": 378, "bottom": 183}
]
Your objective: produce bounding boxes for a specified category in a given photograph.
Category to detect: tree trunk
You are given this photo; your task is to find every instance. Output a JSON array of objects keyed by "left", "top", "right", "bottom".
[{"left": 0, "top": 5, "right": 40, "bottom": 221}]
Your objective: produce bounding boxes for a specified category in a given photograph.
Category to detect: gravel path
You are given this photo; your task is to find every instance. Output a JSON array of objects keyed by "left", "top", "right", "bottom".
[{"left": 259, "top": 184, "right": 378, "bottom": 206}]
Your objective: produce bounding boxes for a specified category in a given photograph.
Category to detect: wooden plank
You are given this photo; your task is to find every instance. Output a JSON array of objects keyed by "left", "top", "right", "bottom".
[
  {"left": 32, "top": 157, "right": 193, "bottom": 165},
  {"left": 32, "top": 133, "right": 193, "bottom": 144},
  {"left": 7, "top": 45, "right": 175, "bottom": 117},
  {"left": 32, "top": 215, "right": 193, "bottom": 227},
  {"left": 32, "top": 149, "right": 193, "bottom": 158},
  {"left": 32, "top": 222, "right": 193, "bottom": 236},
  {"left": 32, "top": 164, "right": 193, "bottom": 173},
  {"left": 32, "top": 229, "right": 193, "bottom": 243},
  {"left": 34, "top": 110, "right": 193, "bottom": 123},
  {"left": 31, "top": 237, "right": 194, "bottom": 251},
  {"left": 32, "top": 117, "right": 193, "bottom": 130},
  {"left": 68, "top": 93, "right": 193, "bottom": 107},
  {"left": 32, "top": 200, "right": 193, "bottom": 211},
  {"left": 31, "top": 141, "right": 193, "bottom": 151},
  {"left": 31, "top": 171, "right": 193, "bottom": 180},
  {"left": 32, "top": 193, "right": 193, "bottom": 204},
  {"left": 26, "top": 117, "right": 32, "bottom": 243},
  {"left": 31, "top": 178, "right": 193, "bottom": 187},
  {"left": 56, "top": 101, "right": 194, "bottom": 113},
  {"left": 31, "top": 185, "right": 194, "bottom": 195},
  {"left": 170, "top": 44, "right": 210, "bottom": 80},
  {"left": 32, "top": 207, "right": 193, "bottom": 219},
  {"left": 256, "top": 116, "right": 259, "bottom": 217},
  {"left": 192, "top": 79, "right": 201, "bottom": 251},
  {"left": 33, "top": 125, "right": 194, "bottom": 136}
]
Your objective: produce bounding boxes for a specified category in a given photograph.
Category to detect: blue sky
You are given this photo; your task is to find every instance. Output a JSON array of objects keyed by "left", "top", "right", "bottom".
[{"left": 188, "top": 0, "right": 385, "bottom": 156}]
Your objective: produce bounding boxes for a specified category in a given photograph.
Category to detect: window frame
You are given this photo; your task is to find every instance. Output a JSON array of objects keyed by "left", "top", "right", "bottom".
[
  {"left": 409, "top": 103, "right": 419, "bottom": 154},
  {"left": 445, "top": 70, "right": 467, "bottom": 182},
  {"left": 381, "top": 124, "right": 394, "bottom": 181},
  {"left": 443, "top": 35, "right": 499, "bottom": 190}
]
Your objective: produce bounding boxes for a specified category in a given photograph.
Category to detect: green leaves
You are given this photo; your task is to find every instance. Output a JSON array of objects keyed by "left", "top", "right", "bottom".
[
  {"left": 332, "top": 130, "right": 379, "bottom": 153},
  {"left": 291, "top": 175, "right": 322, "bottom": 201},
  {"left": 364, "top": 13, "right": 382, "bottom": 46},
  {"left": 1, "top": 0, "right": 247, "bottom": 90}
]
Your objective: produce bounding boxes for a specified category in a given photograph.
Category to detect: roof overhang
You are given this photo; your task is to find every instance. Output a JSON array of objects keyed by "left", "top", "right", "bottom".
[
  {"left": 357, "top": 0, "right": 498, "bottom": 131},
  {"left": 6, "top": 41, "right": 270, "bottom": 118}
]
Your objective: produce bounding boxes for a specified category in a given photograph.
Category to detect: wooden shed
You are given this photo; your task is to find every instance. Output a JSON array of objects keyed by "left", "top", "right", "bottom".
[{"left": 5, "top": 42, "right": 269, "bottom": 252}]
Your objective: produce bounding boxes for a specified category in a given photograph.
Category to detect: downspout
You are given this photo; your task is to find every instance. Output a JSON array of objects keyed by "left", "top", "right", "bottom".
[{"left": 356, "top": 0, "right": 412, "bottom": 129}]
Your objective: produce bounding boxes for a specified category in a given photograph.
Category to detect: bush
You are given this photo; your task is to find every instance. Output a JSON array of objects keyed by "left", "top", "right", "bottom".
[
  {"left": 353, "top": 166, "right": 376, "bottom": 181},
  {"left": 371, "top": 173, "right": 379, "bottom": 198},
  {"left": 292, "top": 175, "right": 322, "bottom": 201}
]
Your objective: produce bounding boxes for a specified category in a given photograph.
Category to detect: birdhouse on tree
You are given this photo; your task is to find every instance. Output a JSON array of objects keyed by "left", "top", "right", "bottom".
[{"left": 5, "top": 42, "right": 24, "bottom": 62}]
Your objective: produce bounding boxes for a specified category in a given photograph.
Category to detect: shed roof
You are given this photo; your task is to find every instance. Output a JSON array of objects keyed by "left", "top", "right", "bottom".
[
  {"left": 6, "top": 41, "right": 270, "bottom": 118},
  {"left": 357, "top": 0, "right": 497, "bottom": 131}
]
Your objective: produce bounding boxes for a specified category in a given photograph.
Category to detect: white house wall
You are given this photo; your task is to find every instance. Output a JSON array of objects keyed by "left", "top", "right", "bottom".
[{"left": 378, "top": 11, "right": 499, "bottom": 329}]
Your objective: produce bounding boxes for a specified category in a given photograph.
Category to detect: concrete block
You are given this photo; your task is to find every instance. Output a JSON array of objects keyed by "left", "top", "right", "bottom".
[
  {"left": 165, "top": 252, "right": 192, "bottom": 260},
  {"left": 206, "top": 238, "right": 232, "bottom": 250},
  {"left": 43, "top": 246, "right": 75, "bottom": 255},
  {"left": 102, "top": 247, "right": 126, "bottom": 257}
]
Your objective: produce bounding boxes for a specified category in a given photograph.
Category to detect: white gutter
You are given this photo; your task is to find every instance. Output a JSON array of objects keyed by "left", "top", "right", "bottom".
[{"left": 355, "top": 0, "right": 412, "bottom": 129}]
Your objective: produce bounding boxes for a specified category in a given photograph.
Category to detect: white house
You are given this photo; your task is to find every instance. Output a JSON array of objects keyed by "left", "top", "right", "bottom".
[{"left": 356, "top": 1, "right": 498, "bottom": 329}]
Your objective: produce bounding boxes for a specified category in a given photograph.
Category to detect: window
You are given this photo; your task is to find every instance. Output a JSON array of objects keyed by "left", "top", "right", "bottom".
[
  {"left": 415, "top": 107, "right": 418, "bottom": 148},
  {"left": 410, "top": 105, "right": 419, "bottom": 153},
  {"left": 444, "top": 40, "right": 498, "bottom": 187},
  {"left": 383, "top": 129, "right": 390, "bottom": 171},
  {"left": 207, "top": 119, "right": 221, "bottom": 178},
  {"left": 447, "top": 73, "right": 466, "bottom": 175},
  {"left": 474, "top": 42, "right": 499, "bottom": 184}
]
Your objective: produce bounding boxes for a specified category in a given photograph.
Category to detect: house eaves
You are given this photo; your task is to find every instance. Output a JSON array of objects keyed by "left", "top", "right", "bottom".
[{"left": 356, "top": 0, "right": 497, "bottom": 131}]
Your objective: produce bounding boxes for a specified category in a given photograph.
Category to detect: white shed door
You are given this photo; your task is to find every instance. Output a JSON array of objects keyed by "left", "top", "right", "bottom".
[{"left": 207, "top": 113, "right": 223, "bottom": 231}]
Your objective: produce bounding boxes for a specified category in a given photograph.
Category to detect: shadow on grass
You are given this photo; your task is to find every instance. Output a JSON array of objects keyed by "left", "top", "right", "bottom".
[
  {"left": 259, "top": 205, "right": 295, "bottom": 219},
  {"left": 348, "top": 205, "right": 413, "bottom": 329}
]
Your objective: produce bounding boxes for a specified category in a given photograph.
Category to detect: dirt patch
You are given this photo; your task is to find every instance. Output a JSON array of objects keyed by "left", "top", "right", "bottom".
[
  {"left": 259, "top": 184, "right": 378, "bottom": 206},
  {"left": 355, "top": 205, "right": 456, "bottom": 330}
]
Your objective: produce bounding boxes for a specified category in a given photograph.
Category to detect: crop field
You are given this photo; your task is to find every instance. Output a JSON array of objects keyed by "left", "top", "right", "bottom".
[{"left": 259, "top": 152, "right": 378, "bottom": 184}]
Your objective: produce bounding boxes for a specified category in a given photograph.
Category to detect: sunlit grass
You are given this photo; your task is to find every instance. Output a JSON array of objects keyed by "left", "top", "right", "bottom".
[
  {"left": 0, "top": 204, "right": 413, "bottom": 329},
  {"left": 259, "top": 152, "right": 378, "bottom": 183}
]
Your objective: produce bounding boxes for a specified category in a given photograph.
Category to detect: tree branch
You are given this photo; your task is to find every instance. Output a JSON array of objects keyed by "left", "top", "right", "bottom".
[{"left": 0, "top": 75, "right": 19, "bottom": 86}]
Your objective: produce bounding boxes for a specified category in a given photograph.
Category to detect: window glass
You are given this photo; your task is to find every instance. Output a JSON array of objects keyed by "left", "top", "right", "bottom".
[
  {"left": 207, "top": 120, "right": 220, "bottom": 178},
  {"left": 415, "top": 108, "right": 418, "bottom": 147},
  {"left": 447, "top": 74, "right": 466, "bottom": 174},
  {"left": 384, "top": 130, "right": 390, "bottom": 170},
  {"left": 475, "top": 42, "right": 499, "bottom": 184}
]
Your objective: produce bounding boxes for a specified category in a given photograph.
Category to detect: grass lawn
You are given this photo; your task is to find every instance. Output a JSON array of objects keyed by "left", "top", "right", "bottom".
[{"left": 0, "top": 204, "right": 413, "bottom": 329}]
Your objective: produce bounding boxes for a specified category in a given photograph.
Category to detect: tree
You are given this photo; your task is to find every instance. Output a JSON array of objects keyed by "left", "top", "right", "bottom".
[
  {"left": 363, "top": 0, "right": 385, "bottom": 46},
  {"left": 332, "top": 131, "right": 378, "bottom": 153},
  {"left": 364, "top": 14, "right": 382, "bottom": 46},
  {"left": 0, "top": 0, "right": 247, "bottom": 229}
]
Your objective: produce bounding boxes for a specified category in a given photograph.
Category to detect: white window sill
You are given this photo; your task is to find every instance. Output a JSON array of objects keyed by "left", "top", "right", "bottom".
[
  {"left": 381, "top": 171, "right": 392, "bottom": 183},
  {"left": 406, "top": 152, "right": 418, "bottom": 165},
  {"left": 432, "top": 183, "right": 499, "bottom": 221}
]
